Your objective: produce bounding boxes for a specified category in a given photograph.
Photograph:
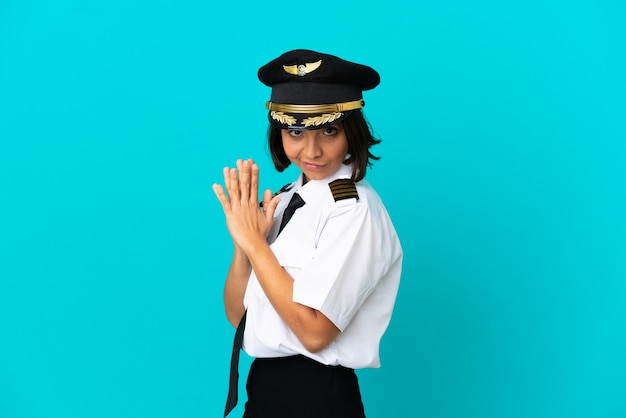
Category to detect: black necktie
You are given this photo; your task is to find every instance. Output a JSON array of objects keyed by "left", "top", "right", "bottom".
[
  {"left": 224, "top": 310, "right": 246, "bottom": 417},
  {"left": 224, "top": 193, "right": 305, "bottom": 417},
  {"left": 277, "top": 193, "right": 305, "bottom": 236}
]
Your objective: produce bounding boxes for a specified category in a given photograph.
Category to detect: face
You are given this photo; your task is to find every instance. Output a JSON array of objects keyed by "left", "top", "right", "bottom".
[{"left": 281, "top": 123, "right": 349, "bottom": 181}]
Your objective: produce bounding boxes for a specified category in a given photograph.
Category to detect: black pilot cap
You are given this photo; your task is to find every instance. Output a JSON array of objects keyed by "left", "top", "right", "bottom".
[{"left": 258, "top": 49, "right": 380, "bottom": 130}]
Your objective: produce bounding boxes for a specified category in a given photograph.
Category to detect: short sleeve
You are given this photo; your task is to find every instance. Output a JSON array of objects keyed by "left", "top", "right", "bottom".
[{"left": 292, "top": 201, "right": 399, "bottom": 330}]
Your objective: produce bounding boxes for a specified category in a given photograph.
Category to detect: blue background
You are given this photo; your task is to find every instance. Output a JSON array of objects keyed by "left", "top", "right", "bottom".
[{"left": 1, "top": 1, "right": 625, "bottom": 417}]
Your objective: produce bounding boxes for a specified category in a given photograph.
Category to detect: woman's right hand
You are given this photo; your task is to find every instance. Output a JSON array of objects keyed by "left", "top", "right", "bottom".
[{"left": 212, "top": 159, "right": 280, "bottom": 256}]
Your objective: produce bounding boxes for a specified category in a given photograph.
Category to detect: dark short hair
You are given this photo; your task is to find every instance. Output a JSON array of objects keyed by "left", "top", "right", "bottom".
[{"left": 268, "top": 110, "right": 380, "bottom": 183}]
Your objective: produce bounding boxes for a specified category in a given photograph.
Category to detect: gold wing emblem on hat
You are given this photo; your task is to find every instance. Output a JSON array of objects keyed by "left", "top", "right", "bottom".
[{"left": 283, "top": 60, "right": 322, "bottom": 76}]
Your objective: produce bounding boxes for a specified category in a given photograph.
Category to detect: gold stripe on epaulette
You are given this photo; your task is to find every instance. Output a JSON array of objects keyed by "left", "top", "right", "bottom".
[
  {"left": 273, "top": 183, "right": 293, "bottom": 197},
  {"left": 329, "top": 179, "right": 359, "bottom": 202}
]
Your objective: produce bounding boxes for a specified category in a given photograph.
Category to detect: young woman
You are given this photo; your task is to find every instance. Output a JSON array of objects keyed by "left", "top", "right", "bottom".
[{"left": 213, "top": 49, "right": 403, "bottom": 418}]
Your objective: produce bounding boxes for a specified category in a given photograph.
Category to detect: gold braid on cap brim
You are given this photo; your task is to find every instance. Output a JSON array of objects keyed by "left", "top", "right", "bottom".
[
  {"left": 302, "top": 113, "right": 343, "bottom": 127},
  {"left": 267, "top": 99, "right": 364, "bottom": 127},
  {"left": 270, "top": 111, "right": 297, "bottom": 126},
  {"left": 266, "top": 99, "right": 364, "bottom": 114}
]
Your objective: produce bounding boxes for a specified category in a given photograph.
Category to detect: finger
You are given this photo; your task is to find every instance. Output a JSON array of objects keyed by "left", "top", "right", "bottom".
[
  {"left": 261, "top": 188, "right": 272, "bottom": 210},
  {"left": 227, "top": 167, "right": 240, "bottom": 204},
  {"left": 233, "top": 159, "right": 243, "bottom": 200},
  {"left": 235, "top": 159, "right": 243, "bottom": 174},
  {"left": 263, "top": 192, "right": 281, "bottom": 223},
  {"left": 212, "top": 184, "right": 231, "bottom": 213},
  {"left": 250, "top": 163, "right": 260, "bottom": 206},
  {"left": 238, "top": 159, "right": 251, "bottom": 203}
]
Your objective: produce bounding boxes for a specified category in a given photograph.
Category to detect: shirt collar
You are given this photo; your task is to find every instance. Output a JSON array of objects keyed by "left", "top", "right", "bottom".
[{"left": 296, "top": 164, "right": 353, "bottom": 205}]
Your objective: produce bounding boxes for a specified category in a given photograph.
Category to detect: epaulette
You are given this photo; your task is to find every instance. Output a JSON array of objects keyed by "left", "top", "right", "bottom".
[
  {"left": 260, "top": 183, "right": 293, "bottom": 207},
  {"left": 329, "top": 179, "right": 359, "bottom": 201},
  {"left": 273, "top": 183, "right": 293, "bottom": 197}
]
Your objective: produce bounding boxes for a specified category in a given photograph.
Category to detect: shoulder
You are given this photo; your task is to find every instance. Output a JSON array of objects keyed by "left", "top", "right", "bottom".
[
  {"left": 323, "top": 178, "right": 389, "bottom": 224},
  {"left": 328, "top": 178, "right": 359, "bottom": 202},
  {"left": 327, "top": 178, "right": 384, "bottom": 212},
  {"left": 321, "top": 178, "right": 384, "bottom": 208}
]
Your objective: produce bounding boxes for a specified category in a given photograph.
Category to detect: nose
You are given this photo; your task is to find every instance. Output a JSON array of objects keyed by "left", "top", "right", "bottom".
[{"left": 303, "top": 133, "right": 322, "bottom": 158}]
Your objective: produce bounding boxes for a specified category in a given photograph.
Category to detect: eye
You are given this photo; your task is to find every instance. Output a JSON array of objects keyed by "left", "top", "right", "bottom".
[
  {"left": 288, "top": 129, "right": 303, "bottom": 137},
  {"left": 323, "top": 126, "right": 338, "bottom": 136}
]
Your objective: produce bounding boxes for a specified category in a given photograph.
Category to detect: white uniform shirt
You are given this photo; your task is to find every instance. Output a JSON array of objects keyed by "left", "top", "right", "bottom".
[{"left": 243, "top": 164, "right": 403, "bottom": 369}]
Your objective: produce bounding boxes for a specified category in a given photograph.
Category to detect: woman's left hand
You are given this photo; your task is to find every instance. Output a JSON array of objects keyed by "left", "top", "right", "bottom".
[{"left": 213, "top": 159, "right": 280, "bottom": 254}]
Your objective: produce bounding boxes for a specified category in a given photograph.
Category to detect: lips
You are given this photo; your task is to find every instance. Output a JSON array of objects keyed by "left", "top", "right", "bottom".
[{"left": 302, "top": 161, "right": 325, "bottom": 171}]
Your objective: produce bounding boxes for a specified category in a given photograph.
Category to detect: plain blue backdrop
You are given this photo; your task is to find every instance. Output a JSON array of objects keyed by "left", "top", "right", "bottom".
[{"left": 1, "top": 1, "right": 625, "bottom": 417}]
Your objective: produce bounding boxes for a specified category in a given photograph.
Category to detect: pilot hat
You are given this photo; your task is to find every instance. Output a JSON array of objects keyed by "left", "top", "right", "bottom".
[{"left": 258, "top": 49, "right": 380, "bottom": 130}]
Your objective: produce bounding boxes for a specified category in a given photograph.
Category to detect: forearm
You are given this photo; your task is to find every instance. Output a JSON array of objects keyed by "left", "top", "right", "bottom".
[
  {"left": 223, "top": 245, "right": 252, "bottom": 328},
  {"left": 213, "top": 158, "right": 334, "bottom": 343},
  {"left": 245, "top": 239, "right": 340, "bottom": 352}
]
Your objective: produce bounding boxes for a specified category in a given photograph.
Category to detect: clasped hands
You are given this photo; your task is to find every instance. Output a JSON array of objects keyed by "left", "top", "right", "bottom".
[{"left": 213, "top": 159, "right": 281, "bottom": 254}]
